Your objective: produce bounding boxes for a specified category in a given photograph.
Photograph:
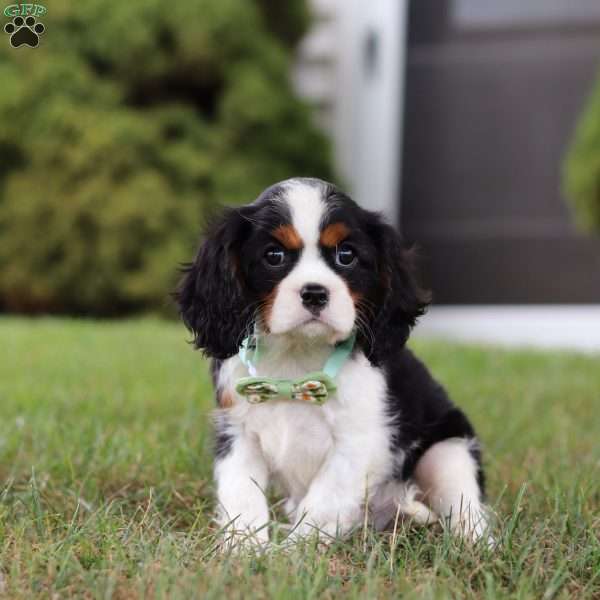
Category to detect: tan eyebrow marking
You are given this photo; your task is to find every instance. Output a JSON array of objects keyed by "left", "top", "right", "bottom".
[
  {"left": 320, "top": 222, "right": 350, "bottom": 247},
  {"left": 272, "top": 224, "right": 303, "bottom": 250}
]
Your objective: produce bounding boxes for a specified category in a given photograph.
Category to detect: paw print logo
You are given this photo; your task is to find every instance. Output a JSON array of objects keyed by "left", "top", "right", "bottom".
[{"left": 4, "top": 15, "right": 45, "bottom": 48}]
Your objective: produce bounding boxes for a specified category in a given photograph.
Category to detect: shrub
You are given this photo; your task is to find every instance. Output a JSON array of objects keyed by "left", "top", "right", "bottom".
[
  {"left": 0, "top": 0, "right": 333, "bottom": 315},
  {"left": 563, "top": 73, "right": 600, "bottom": 233}
]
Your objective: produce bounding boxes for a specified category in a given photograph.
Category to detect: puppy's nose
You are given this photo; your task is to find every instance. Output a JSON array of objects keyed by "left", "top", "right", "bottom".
[{"left": 300, "top": 283, "right": 329, "bottom": 312}]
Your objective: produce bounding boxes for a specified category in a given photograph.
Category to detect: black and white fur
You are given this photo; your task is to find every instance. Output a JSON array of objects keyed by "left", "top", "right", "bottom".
[{"left": 177, "top": 178, "right": 489, "bottom": 544}]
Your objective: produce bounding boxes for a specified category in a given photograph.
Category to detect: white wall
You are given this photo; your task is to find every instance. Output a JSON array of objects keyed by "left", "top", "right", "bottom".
[
  {"left": 292, "top": 0, "right": 338, "bottom": 135},
  {"left": 294, "top": 0, "right": 409, "bottom": 223}
]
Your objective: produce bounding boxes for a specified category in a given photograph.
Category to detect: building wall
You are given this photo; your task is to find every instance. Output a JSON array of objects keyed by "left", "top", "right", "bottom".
[{"left": 293, "top": 0, "right": 408, "bottom": 222}]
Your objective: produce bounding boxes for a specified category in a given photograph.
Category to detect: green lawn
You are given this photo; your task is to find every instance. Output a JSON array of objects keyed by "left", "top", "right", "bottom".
[{"left": 1, "top": 317, "right": 598, "bottom": 599}]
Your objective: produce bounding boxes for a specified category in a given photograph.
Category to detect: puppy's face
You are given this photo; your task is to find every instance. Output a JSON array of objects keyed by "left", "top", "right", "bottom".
[
  {"left": 239, "top": 180, "right": 379, "bottom": 343},
  {"left": 177, "top": 178, "right": 427, "bottom": 361}
]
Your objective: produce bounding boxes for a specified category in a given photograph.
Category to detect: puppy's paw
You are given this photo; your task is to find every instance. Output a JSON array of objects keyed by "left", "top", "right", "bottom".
[
  {"left": 447, "top": 507, "right": 495, "bottom": 547},
  {"left": 217, "top": 521, "right": 270, "bottom": 553},
  {"left": 285, "top": 521, "right": 338, "bottom": 548},
  {"left": 290, "top": 508, "right": 359, "bottom": 544}
]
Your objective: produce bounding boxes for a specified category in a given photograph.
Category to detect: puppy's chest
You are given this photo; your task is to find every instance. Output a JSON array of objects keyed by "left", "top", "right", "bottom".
[
  {"left": 219, "top": 351, "right": 391, "bottom": 489},
  {"left": 244, "top": 402, "right": 335, "bottom": 485}
]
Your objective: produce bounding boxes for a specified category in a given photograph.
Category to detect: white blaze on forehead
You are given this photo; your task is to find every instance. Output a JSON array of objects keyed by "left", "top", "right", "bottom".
[
  {"left": 266, "top": 180, "right": 356, "bottom": 341},
  {"left": 282, "top": 181, "right": 327, "bottom": 247}
]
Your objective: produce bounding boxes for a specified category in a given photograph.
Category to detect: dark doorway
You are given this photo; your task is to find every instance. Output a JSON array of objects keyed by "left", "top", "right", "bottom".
[{"left": 401, "top": 0, "right": 600, "bottom": 303}]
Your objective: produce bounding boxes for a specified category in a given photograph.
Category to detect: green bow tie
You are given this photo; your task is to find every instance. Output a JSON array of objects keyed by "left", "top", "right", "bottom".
[
  {"left": 236, "top": 330, "right": 356, "bottom": 405},
  {"left": 236, "top": 372, "right": 335, "bottom": 405}
]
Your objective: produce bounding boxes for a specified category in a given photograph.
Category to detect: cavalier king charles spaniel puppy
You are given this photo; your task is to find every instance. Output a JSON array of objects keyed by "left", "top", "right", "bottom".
[{"left": 177, "top": 177, "right": 489, "bottom": 545}]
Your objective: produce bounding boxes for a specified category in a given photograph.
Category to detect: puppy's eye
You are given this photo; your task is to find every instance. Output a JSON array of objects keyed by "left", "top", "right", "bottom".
[
  {"left": 335, "top": 243, "right": 357, "bottom": 267},
  {"left": 264, "top": 245, "right": 286, "bottom": 267}
]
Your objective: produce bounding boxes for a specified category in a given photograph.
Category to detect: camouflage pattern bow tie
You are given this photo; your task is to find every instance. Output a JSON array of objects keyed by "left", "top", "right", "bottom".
[
  {"left": 236, "top": 330, "right": 356, "bottom": 406},
  {"left": 235, "top": 372, "right": 336, "bottom": 405}
]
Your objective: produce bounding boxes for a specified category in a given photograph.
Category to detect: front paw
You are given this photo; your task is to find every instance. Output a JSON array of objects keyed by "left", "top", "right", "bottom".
[
  {"left": 286, "top": 520, "right": 337, "bottom": 545},
  {"left": 293, "top": 518, "right": 330, "bottom": 537},
  {"left": 217, "top": 514, "right": 270, "bottom": 551},
  {"left": 219, "top": 526, "right": 270, "bottom": 552},
  {"left": 291, "top": 506, "right": 360, "bottom": 542}
]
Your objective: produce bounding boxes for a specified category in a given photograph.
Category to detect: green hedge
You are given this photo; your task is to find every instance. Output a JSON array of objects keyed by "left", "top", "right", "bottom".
[
  {"left": 0, "top": 0, "right": 333, "bottom": 315},
  {"left": 563, "top": 73, "right": 600, "bottom": 233}
]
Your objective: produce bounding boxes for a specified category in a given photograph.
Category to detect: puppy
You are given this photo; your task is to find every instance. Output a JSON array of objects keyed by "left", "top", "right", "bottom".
[{"left": 177, "top": 177, "right": 488, "bottom": 545}]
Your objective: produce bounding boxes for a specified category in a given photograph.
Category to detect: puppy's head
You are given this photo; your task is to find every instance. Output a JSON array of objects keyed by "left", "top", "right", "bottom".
[{"left": 176, "top": 178, "right": 428, "bottom": 362}]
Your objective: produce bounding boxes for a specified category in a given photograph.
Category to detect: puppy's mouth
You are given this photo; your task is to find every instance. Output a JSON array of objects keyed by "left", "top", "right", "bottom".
[
  {"left": 297, "top": 314, "right": 329, "bottom": 329},
  {"left": 291, "top": 312, "right": 343, "bottom": 339}
]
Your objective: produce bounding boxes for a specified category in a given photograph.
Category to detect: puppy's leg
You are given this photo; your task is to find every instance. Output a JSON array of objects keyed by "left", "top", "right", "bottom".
[
  {"left": 413, "top": 437, "right": 489, "bottom": 541},
  {"left": 291, "top": 445, "right": 377, "bottom": 540},
  {"left": 215, "top": 433, "right": 270, "bottom": 546}
]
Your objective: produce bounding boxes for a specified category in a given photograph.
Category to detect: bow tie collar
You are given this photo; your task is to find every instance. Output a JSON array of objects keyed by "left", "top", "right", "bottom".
[{"left": 235, "top": 330, "right": 356, "bottom": 405}]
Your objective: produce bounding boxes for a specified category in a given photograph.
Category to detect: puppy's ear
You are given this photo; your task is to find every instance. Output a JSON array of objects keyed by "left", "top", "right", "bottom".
[
  {"left": 367, "top": 218, "right": 430, "bottom": 364},
  {"left": 175, "top": 208, "right": 253, "bottom": 359}
]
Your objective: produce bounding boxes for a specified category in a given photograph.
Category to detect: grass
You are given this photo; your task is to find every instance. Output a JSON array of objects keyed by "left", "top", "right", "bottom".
[{"left": 0, "top": 317, "right": 599, "bottom": 599}]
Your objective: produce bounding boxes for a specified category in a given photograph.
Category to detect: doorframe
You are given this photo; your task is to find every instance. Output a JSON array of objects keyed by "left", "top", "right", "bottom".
[{"left": 333, "top": 0, "right": 409, "bottom": 225}]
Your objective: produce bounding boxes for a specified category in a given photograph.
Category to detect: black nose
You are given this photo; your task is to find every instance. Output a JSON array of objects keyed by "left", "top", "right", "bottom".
[{"left": 300, "top": 283, "right": 329, "bottom": 312}]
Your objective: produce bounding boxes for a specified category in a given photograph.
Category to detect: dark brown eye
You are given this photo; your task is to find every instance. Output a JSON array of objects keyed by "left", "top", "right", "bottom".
[
  {"left": 264, "top": 246, "right": 286, "bottom": 267},
  {"left": 336, "top": 243, "right": 357, "bottom": 267}
]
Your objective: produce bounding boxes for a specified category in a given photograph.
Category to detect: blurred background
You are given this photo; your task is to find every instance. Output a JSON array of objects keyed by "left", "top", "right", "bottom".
[{"left": 0, "top": 0, "right": 599, "bottom": 349}]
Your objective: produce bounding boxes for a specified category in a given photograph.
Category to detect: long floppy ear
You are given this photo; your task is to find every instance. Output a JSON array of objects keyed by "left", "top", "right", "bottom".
[
  {"left": 367, "top": 219, "right": 430, "bottom": 364},
  {"left": 175, "top": 208, "right": 253, "bottom": 359}
]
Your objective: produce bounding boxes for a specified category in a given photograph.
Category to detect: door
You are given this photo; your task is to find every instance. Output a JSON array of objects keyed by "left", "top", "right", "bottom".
[{"left": 401, "top": 0, "right": 600, "bottom": 303}]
